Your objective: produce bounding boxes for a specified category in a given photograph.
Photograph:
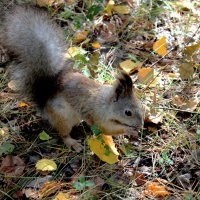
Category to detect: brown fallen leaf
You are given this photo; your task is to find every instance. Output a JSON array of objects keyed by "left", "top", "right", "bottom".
[
  {"left": 0, "top": 155, "right": 25, "bottom": 176},
  {"left": 39, "top": 181, "right": 62, "bottom": 198},
  {"left": 179, "top": 62, "right": 194, "bottom": 79},
  {"left": 133, "top": 172, "right": 147, "bottom": 186},
  {"left": 22, "top": 188, "right": 40, "bottom": 199},
  {"left": 176, "top": 173, "right": 192, "bottom": 189},
  {"left": 181, "top": 98, "right": 199, "bottom": 112},
  {"left": 172, "top": 95, "right": 186, "bottom": 107},
  {"left": 172, "top": 96, "right": 199, "bottom": 111}
]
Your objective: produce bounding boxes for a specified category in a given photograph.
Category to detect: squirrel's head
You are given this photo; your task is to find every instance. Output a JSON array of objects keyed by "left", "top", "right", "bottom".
[{"left": 101, "top": 68, "right": 143, "bottom": 137}]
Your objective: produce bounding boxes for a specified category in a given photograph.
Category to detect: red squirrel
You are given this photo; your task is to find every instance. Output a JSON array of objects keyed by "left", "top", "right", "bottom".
[{"left": 0, "top": 6, "right": 143, "bottom": 151}]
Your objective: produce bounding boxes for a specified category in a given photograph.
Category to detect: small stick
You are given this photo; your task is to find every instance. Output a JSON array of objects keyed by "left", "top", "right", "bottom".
[{"left": 154, "top": 106, "right": 199, "bottom": 114}]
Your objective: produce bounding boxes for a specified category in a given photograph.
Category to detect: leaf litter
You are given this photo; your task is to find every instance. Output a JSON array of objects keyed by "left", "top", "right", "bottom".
[{"left": 0, "top": 0, "right": 200, "bottom": 199}]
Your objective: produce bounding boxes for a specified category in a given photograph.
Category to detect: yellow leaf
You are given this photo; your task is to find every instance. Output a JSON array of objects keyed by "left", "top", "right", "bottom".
[
  {"left": 36, "top": 159, "right": 57, "bottom": 171},
  {"left": 119, "top": 60, "right": 142, "bottom": 73},
  {"left": 65, "top": 47, "right": 86, "bottom": 58},
  {"left": 54, "top": 192, "right": 70, "bottom": 200},
  {"left": 88, "top": 135, "right": 119, "bottom": 164},
  {"left": 137, "top": 68, "right": 154, "bottom": 84},
  {"left": 105, "top": 0, "right": 115, "bottom": 16},
  {"left": 184, "top": 43, "right": 200, "bottom": 61},
  {"left": 18, "top": 101, "right": 29, "bottom": 108},
  {"left": 92, "top": 41, "right": 101, "bottom": 49},
  {"left": 153, "top": 36, "right": 168, "bottom": 56},
  {"left": 36, "top": 0, "right": 54, "bottom": 7},
  {"left": 73, "top": 31, "right": 89, "bottom": 43},
  {"left": 179, "top": 62, "right": 194, "bottom": 79},
  {"left": 102, "top": 135, "right": 119, "bottom": 156},
  {"left": 113, "top": 5, "right": 131, "bottom": 14}
]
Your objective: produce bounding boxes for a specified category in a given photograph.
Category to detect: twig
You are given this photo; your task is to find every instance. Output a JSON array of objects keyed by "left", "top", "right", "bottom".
[{"left": 154, "top": 106, "right": 199, "bottom": 114}]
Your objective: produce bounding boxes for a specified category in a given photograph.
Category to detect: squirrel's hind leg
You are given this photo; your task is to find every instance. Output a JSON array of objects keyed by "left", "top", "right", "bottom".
[{"left": 45, "top": 96, "right": 83, "bottom": 152}]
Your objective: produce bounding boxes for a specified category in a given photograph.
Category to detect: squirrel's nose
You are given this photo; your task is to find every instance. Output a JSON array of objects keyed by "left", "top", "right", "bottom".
[{"left": 135, "top": 109, "right": 144, "bottom": 129}]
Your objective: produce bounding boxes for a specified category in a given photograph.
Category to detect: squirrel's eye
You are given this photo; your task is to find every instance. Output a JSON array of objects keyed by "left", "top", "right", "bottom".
[{"left": 125, "top": 110, "right": 132, "bottom": 116}]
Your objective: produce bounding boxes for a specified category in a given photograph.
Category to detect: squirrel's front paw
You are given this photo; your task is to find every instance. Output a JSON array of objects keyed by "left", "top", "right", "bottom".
[
  {"left": 63, "top": 137, "right": 83, "bottom": 152},
  {"left": 126, "top": 127, "right": 139, "bottom": 138}
]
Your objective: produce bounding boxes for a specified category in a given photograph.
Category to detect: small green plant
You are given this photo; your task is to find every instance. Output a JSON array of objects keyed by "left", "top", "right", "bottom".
[
  {"left": 72, "top": 176, "right": 94, "bottom": 191},
  {"left": 159, "top": 150, "right": 174, "bottom": 165},
  {"left": 0, "top": 142, "right": 15, "bottom": 155}
]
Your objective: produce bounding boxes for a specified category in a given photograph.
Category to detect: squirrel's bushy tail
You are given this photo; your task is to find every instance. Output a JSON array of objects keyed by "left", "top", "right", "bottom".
[{"left": 2, "top": 6, "right": 69, "bottom": 107}]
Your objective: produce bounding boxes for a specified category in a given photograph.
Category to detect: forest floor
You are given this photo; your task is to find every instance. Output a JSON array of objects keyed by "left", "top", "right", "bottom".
[{"left": 0, "top": 0, "right": 200, "bottom": 199}]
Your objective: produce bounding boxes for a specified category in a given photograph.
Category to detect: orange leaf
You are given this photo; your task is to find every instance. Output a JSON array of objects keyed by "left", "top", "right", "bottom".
[
  {"left": 153, "top": 36, "right": 167, "bottom": 56},
  {"left": 145, "top": 182, "right": 170, "bottom": 197},
  {"left": 18, "top": 101, "right": 29, "bottom": 108},
  {"left": 73, "top": 31, "right": 89, "bottom": 43},
  {"left": 102, "top": 135, "right": 119, "bottom": 156},
  {"left": 137, "top": 68, "right": 154, "bottom": 84},
  {"left": 92, "top": 41, "right": 101, "bottom": 49}
]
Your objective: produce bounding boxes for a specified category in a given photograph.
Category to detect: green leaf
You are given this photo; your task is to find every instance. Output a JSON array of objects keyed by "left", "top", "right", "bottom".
[
  {"left": 0, "top": 142, "right": 15, "bottom": 155},
  {"left": 39, "top": 131, "right": 52, "bottom": 141},
  {"left": 59, "top": 9, "right": 73, "bottom": 19},
  {"left": 87, "top": 5, "right": 104, "bottom": 21},
  {"left": 85, "top": 180, "right": 94, "bottom": 187},
  {"left": 104, "top": 145, "right": 111, "bottom": 156},
  {"left": 72, "top": 182, "right": 85, "bottom": 191},
  {"left": 90, "top": 125, "right": 102, "bottom": 135},
  {"left": 74, "top": 15, "right": 85, "bottom": 29},
  {"left": 79, "top": 175, "right": 85, "bottom": 183}
]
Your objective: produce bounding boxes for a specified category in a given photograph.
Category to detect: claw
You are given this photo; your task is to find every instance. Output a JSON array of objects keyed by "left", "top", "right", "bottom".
[{"left": 63, "top": 137, "right": 83, "bottom": 152}]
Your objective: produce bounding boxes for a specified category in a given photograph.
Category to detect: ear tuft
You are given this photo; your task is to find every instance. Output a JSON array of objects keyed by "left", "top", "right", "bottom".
[{"left": 114, "top": 67, "right": 133, "bottom": 100}]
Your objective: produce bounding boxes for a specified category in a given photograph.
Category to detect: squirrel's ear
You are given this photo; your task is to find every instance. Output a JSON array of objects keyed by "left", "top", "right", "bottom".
[{"left": 113, "top": 68, "right": 133, "bottom": 101}]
